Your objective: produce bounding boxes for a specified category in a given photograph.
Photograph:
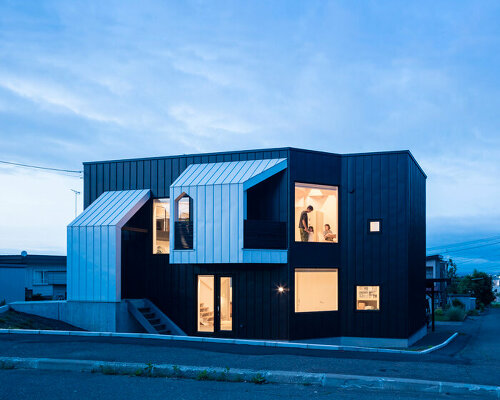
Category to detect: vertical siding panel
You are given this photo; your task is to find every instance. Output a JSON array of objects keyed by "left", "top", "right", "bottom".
[
  {"left": 138, "top": 161, "right": 144, "bottom": 189},
  {"left": 213, "top": 185, "right": 222, "bottom": 263},
  {"left": 78, "top": 226, "right": 86, "bottom": 300},
  {"left": 221, "top": 184, "right": 230, "bottom": 263},
  {"left": 123, "top": 162, "right": 130, "bottom": 190},
  {"left": 229, "top": 184, "right": 239, "bottom": 262},
  {"left": 93, "top": 226, "right": 101, "bottom": 300},
  {"left": 196, "top": 186, "right": 206, "bottom": 263},
  {"left": 205, "top": 185, "right": 214, "bottom": 263},
  {"left": 86, "top": 227, "right": 94, "bottom": 300},
  {"left": 130, "top": 162, "right": 137, "bottom": 189},
  {"left": 116, "top": 162, "right": 124, "bottom": 191},
  {"left": 101, "top": 226, "right": 109, "bottom": 301},
  {"left": 84, "top": 165, "right": 91, "bottom": 208},
  {"left": 158, "top": 159, "right": 165, "bottom": 198},
  {"left": 151, "top": 160, "right": 158, "bottom": 197},
  {"left": 109, "top": 163, "right": 116, "bottom": 191},
  {"left": 90, "top": 164, "right": 97, "bottom": 204},
  {"left": 97, "top": 164, "right": 104, "bottom": 198},
  {"left": 103, "top": 163, "right": 110, "bottom": 192}
]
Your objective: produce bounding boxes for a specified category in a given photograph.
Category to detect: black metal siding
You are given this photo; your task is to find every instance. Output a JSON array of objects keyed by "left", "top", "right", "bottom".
[{"left": 85, "top": 147, "right": 426, "bottom": 341}]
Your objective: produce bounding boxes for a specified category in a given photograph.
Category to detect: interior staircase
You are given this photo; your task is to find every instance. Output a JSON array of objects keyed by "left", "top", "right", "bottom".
[
  {"left": 199, "top": 302, "right": 214, "bottom": 327},
  {"left": 126, "top": 299, "right": 186, "bottom": 336}
]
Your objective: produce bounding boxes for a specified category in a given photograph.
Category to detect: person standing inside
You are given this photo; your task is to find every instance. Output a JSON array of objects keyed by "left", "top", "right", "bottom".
[{"left": 298, "top": 205, "right": 313, "bottom": 242}]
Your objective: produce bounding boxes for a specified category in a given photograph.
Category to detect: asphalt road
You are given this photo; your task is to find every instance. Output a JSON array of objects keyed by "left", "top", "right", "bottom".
[
  {"left": 0, "top": 309, "right": 498, "bottom": 386},
  {"left": 0, "top": 369, "right": 487, "bottom": 400}
]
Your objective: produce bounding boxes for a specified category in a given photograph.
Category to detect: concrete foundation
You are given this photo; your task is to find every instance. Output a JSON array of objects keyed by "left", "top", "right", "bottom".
[{"left": 9, "top": 301, "right": 143, "bottom": 333}]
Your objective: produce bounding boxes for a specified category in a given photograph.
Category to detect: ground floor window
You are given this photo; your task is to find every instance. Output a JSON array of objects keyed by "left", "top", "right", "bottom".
[
  {"left": 356, "top": 286, "right": 380, "bottom": 310},
  {"left": 295, "top": 268, "right": 338, "bottom": 312}
]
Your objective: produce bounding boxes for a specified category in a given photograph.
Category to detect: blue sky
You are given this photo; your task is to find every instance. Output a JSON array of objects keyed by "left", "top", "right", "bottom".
[{"left": 0, "top": 1, "right": 499, "bottom": 274}]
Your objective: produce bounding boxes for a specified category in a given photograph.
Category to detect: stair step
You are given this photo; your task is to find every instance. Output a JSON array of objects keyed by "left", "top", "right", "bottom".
[
  {"left": 158, "top": 330, "right": 171, "bottom": 335},
  {"left": 148, "top": 318, "right": 160, "bottom": 325},
  {"left": 138, "top": 307, "right": 151, "bottom": 313},
  {"left": 143, "top": 313, "right": 155, "bottom": 319},
  {"left": 153, "top": 324, "right": 166, "bottom": 331}
]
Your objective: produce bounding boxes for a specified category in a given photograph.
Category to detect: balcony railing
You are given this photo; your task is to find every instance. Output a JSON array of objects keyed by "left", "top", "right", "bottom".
[
  {"left": 174, "top": 221, "right": 194, "bottom": 249},
  {"left": 244, "top": 220, "right": 287, "bottom": 250}
]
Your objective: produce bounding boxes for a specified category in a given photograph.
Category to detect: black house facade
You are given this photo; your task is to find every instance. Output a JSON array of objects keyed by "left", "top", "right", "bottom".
[{"left": 68, "top": 147, "right": 426, "bottom": 347}]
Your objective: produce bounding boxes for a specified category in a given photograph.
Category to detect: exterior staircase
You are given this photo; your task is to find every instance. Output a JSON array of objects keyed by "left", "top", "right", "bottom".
[{"left": 126, "top": 299, "right": 186, "bottom": 336}]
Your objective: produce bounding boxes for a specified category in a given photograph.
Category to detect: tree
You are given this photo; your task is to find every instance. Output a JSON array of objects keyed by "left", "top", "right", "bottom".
[
  {"left": 447, "top": 258, "right": 460, "bottom": 294},
  {"left": 457, "top": 270, "right": 495, "bottom": 307}
]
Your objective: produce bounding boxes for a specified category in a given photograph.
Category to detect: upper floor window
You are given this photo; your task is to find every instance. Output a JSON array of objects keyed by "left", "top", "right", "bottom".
[
  {"left": 175, "top": 193, "right": 193, "bottom": 249},
  {"left": 295, "top": 183, "right": 338, "bottom": 243},
  {"left": 368, "top": 219, "right": 381, "bottom": 233},
  {"left": 153, "top": 199, "right": 170, "bottom": 254}
]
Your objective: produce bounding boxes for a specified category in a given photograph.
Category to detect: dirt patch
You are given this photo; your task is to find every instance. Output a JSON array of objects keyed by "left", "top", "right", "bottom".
[{"left": 0, "top": 310, "right": 83, "bottom": 331}]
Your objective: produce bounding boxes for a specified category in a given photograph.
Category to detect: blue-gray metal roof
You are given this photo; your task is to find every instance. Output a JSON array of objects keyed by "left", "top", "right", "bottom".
[
  {"left": 69, "top": 189, "right": 150, "bottom": 227},
  {"left": 171, "top": 158, "right": 287, "bottom": 188}
]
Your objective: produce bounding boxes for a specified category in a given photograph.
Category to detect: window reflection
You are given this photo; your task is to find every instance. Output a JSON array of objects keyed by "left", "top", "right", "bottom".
[{"left": 295, "top": 183, "right": 338, "bottom": 243}]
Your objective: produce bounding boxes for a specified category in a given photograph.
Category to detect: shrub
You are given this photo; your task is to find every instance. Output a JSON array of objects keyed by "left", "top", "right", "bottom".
[
  {"left": 445, "top": 306, "right": 465, "bottom": 321},
  {"left": 435, "top": 308, "right": 444, "bottom": 316},
  {"left": 196, "top": 370, "right": 210, "bottom": 381},
  {"left": 452, "top": 299, "right": 465, "bottom": 308},
  {"left": 0, "top": 299, "right": 6, "bottom": 306},
  {"left": 467, "top": 309, "right": 479, "bottom": 316},
  {"left": 490, "top": 302, "right": 500, "bottom": 309},
  {"left": 251, "top": 373, "right": 266, "bottom": 384}
]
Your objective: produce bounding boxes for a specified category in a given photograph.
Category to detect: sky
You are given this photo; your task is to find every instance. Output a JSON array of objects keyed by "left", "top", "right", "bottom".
[{"left": 0, "top": 1, "right": 499, "bottom": 274}]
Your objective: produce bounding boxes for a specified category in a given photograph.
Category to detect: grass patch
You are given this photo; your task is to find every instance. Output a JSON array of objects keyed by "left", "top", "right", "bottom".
[
  {"left": 0, "top": 361, "right": 15, "bottom": 370},
  {"left": 490, "top": 302, "right": 500, "bottom": 309},
  {"left": 196, "top": 369, "right": 210, "bottom": 381},
  {"left": 250, "top": 373, "right": 267, "bottom": 384}
]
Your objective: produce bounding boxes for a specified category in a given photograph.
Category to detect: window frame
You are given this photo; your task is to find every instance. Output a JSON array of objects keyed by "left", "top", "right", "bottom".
[
  {"left": 367, "top": 219, "right": 382, "bottom": 234},
  {"left": 174, "top": 193, "right": 194, "bottom": 250},
  {"left": 355, "top": 285, "right": 381, "bottom": 312},
  {"left": 294, "top": 268, "right": 339, "bottom": 313},
  {"left": 294, "top": 181, "right": 339, "bottom": 244},
  {"left": 152, "top": 198, "right": 171, "bottom": 255}
]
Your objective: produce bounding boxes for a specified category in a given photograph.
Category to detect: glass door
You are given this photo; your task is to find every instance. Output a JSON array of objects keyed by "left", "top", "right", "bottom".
[{"left": 197, "top": 275, "right": 233, "bottom": 334}]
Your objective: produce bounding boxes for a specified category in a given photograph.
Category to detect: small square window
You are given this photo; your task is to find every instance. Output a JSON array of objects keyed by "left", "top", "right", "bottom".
[
  {"left": 369, "top": 220, "right": 381, "bottom": 233},
  {"left": 356, "top": 286, "right": 380, "bottom": 310}
]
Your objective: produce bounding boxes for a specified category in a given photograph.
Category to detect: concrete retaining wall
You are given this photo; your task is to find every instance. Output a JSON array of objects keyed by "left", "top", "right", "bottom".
[{"left": 9, "top": 300, "right": 142, "bottom": 332}]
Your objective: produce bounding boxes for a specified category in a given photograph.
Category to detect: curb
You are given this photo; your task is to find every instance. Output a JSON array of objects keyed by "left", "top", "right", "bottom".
[
  {"left": 1, "top": 356, "right": 499, "bottom": 397},
  {"left": 0, "top": 329, "right": 458, "bottom": 355}
]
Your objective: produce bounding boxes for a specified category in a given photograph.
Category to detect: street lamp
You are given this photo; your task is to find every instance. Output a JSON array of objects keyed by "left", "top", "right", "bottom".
[{"left": 70, "top": 189, "right": 80, "bottom": 218}]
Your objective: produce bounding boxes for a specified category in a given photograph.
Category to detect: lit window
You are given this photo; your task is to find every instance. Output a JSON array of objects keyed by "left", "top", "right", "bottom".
[
  {"left": 369, "top": 220, "right": 381, "bottom": 233},
  {"left": 356, "top": 286, "right": 380, "bottom": 310},
  {"left": 175, "top": 194, "right": 193, "bottom": 249},
  {"left": 295, "top": 268, "right": 338, "bottom": 312},
  {"left": 153, "top": 199, "right": 170, "bottom": 254},
  {"left": 295, "top": 183, "right": 338, "bottom": 243}
]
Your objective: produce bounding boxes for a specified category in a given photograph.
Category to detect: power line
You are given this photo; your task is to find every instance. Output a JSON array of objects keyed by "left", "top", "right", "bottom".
[
  {"left": 0, "top": 160, "right": 82, "bottom": 174},
  {"left": 440, "top": 240, "right": 500, "bottom": 254},
  {"left": 427, "top": 235, "right": 500, "bottom": 251}
]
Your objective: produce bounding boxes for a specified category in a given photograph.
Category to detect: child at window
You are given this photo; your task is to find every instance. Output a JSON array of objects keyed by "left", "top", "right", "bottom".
[{"left": 308, "top": 226, "right": 315, "bottom": 242}]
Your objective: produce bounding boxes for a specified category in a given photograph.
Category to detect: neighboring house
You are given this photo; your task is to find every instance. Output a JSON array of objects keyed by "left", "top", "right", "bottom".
[
  {"left": 493, "top": 275, "right": 500, "bottom": 302},
  {"left": 67, "top": 147, "right": 427, "bottom": 346},
  {"left": 426, "top": 255, "right": 448, "bottom": 308},
  {"left": 0, "top": 254, "right": 67, "bottom": 302}
]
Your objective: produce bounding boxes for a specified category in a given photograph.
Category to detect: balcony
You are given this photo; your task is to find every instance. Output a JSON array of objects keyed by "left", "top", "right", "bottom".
[
  {"left": 174, "top": 221, "right": 193, "bottom": 249},
  {"left": 244, "top": 220, "right": 287, "bottom": 250}
]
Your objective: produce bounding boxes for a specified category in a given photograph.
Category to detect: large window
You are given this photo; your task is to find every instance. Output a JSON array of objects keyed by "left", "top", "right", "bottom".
[
  {"left": 153, "top": 199, "right": 170, "bottom": 254},
  {"left": 356, "top": 286, "right": 380, "bottom": 310},
  {"left": 295, "top": 183, "right": 338, "bottom": 243},
  {"left": 295, "top": 268, "right": 338, "bottom": 312}
]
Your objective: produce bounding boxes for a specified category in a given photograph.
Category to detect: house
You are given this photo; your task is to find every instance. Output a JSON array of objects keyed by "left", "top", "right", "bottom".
[
  {"left": 66, "top": 147, "right": 427, "bottom": 347},
  {"left": 0, "top": 254, "right": 67, "bottom": 302},
  {"left": 425, "top": 255, "right": 449, "bottom": 308}
]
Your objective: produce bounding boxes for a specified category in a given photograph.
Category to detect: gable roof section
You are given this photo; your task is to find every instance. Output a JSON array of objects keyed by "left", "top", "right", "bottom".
[
  {"left": 171, "top": 158, "right": 287, "bottom": 189},
  {"left": 69, "top": 189, "right": 150, "bottom": 228}
]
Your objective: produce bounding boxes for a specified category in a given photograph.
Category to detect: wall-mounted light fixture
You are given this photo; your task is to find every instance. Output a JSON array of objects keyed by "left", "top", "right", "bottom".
[{"left": 276, "top": 285, "right": 287, "bottom": 294}]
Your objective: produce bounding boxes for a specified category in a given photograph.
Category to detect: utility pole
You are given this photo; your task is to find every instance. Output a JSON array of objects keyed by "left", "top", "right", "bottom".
[{"left": 70, "top": 189, "right": 80, "bottom": 218}]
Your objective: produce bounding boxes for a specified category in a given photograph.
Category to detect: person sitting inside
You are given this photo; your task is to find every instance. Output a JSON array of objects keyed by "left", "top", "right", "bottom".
[
  {"left": 323, "top": 224, "right": 336, "bottom": 241},
  {"left": 308, "top": 226, "right": 315, "bottom": 242},
  {"left": 298, "top": 205, "right": 313, "bottom": 242}
]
